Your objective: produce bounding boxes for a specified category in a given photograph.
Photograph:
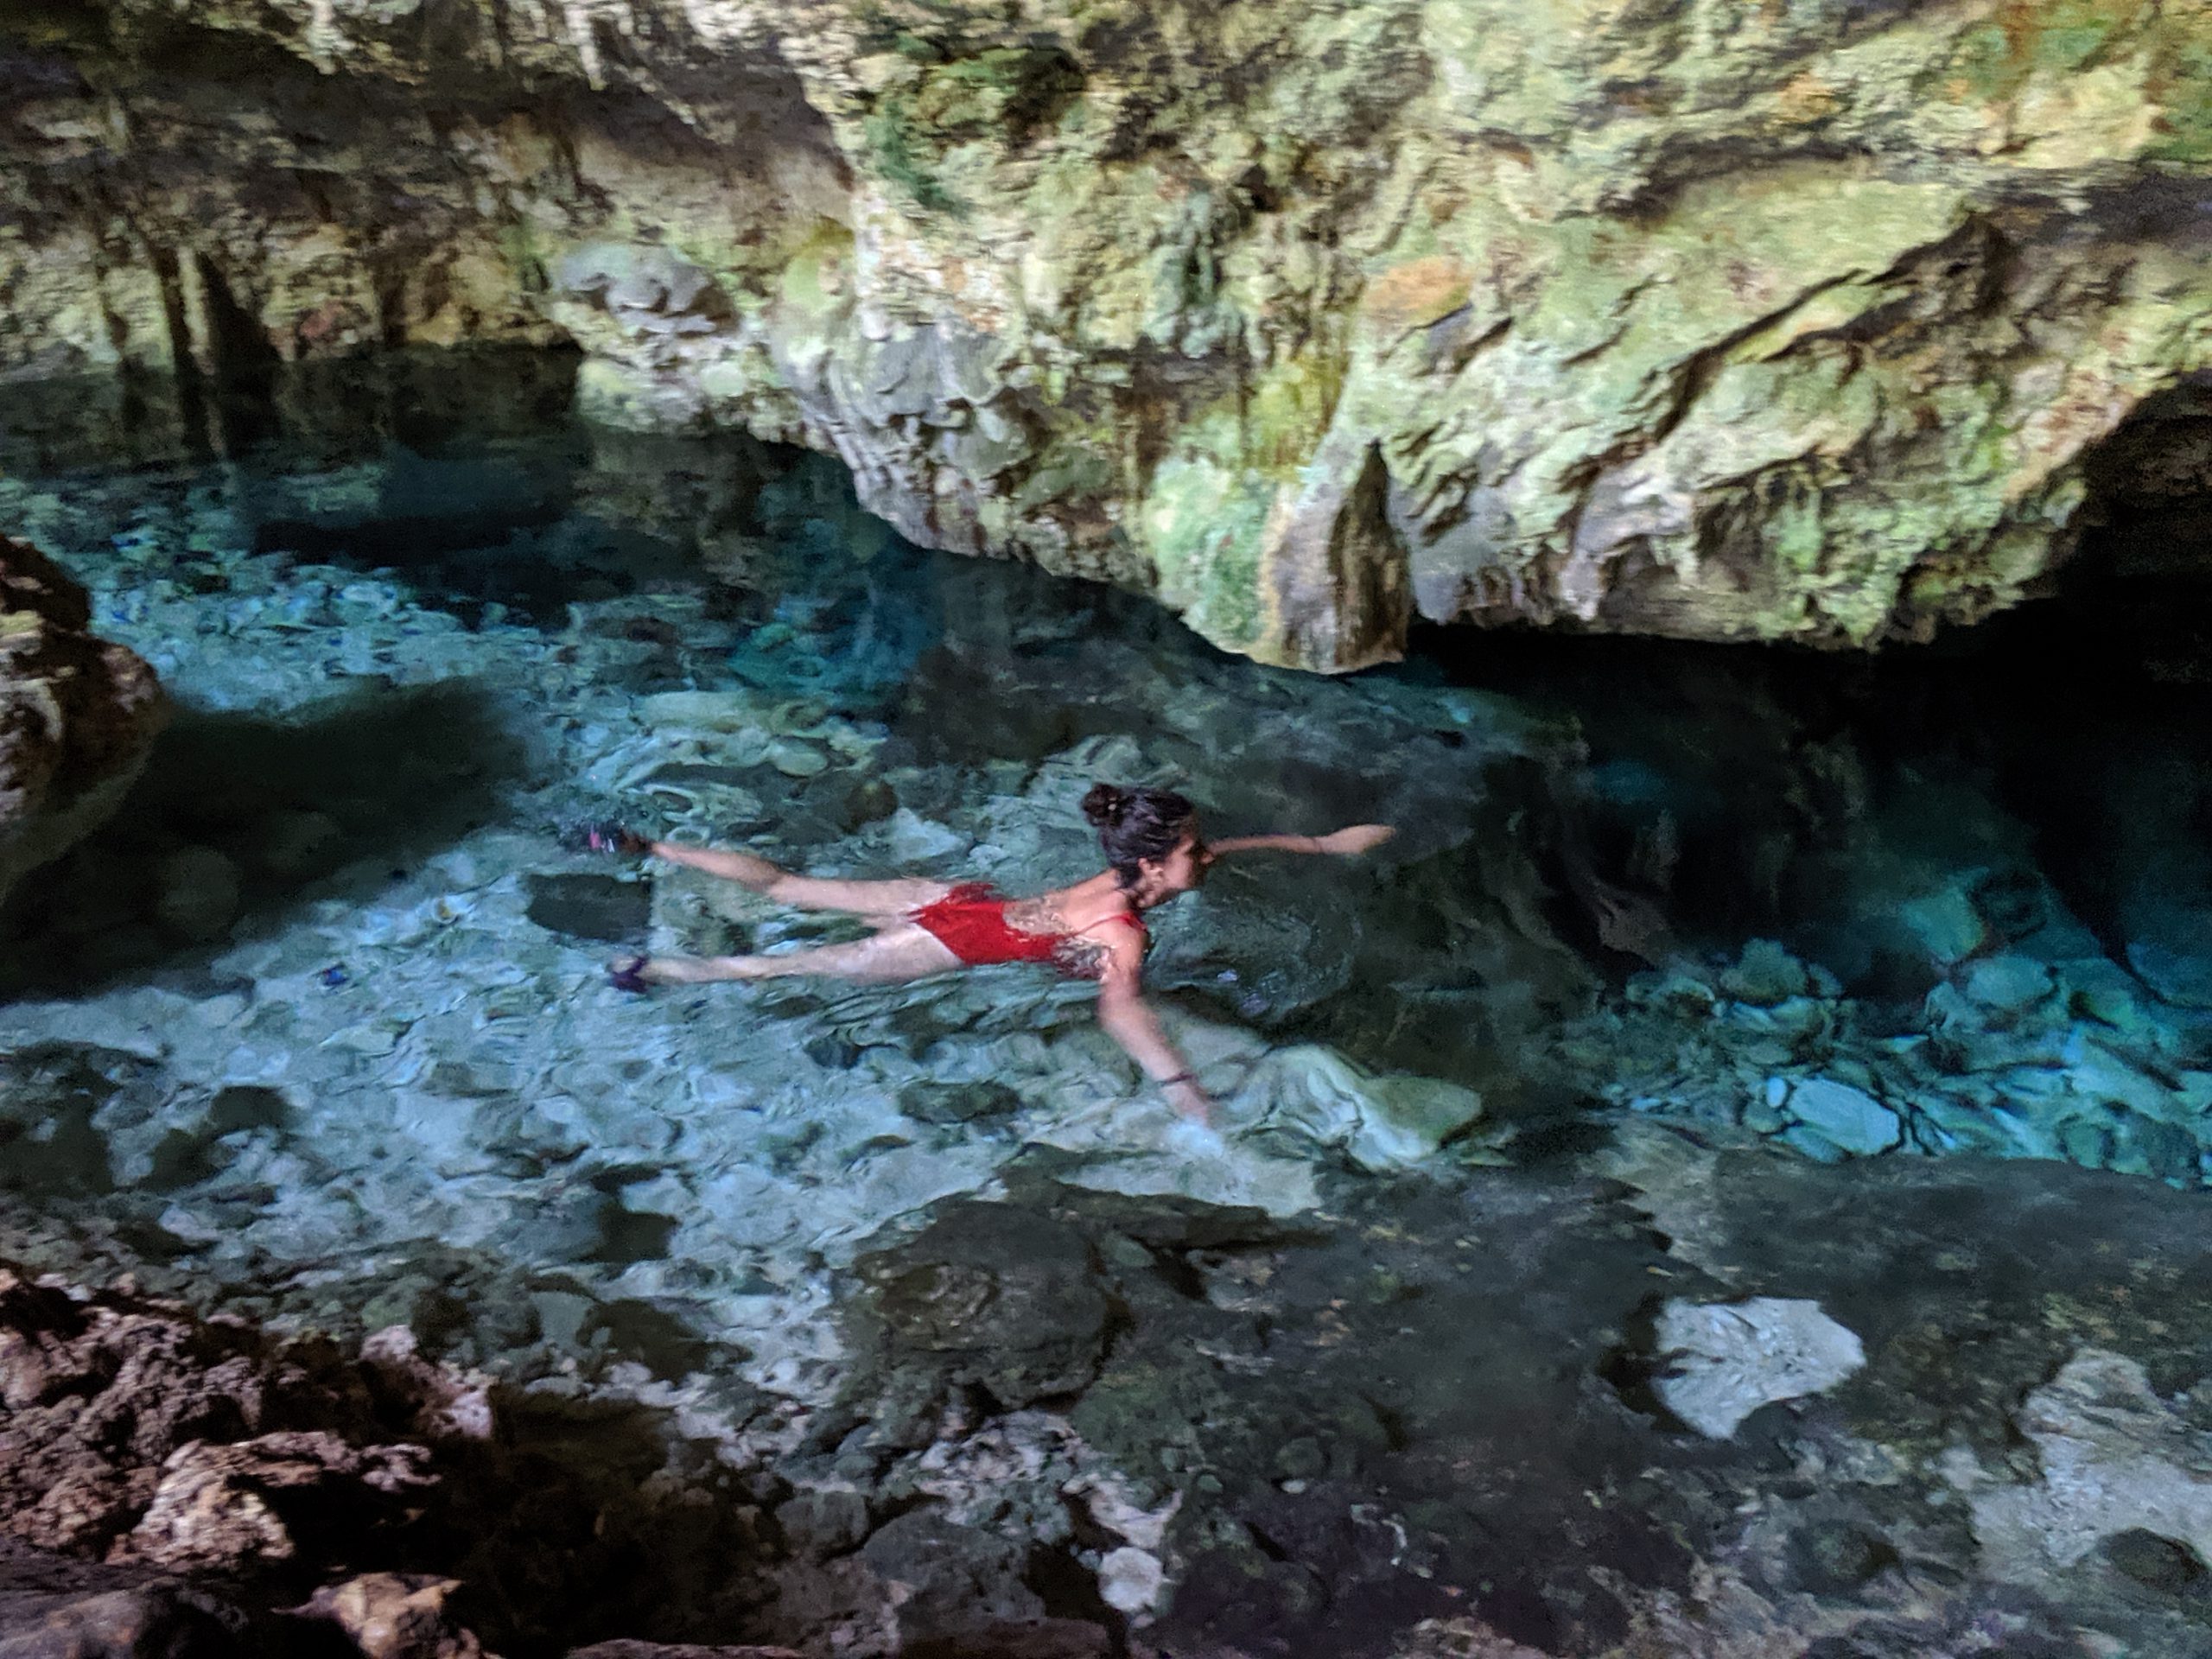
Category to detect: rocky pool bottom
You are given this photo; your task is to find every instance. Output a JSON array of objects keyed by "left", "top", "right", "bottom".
[
  {"left": 1, "top": 353, "right": 2210, "bottom": 1656},
  {"left": 7, "top": 1138, "right": 2212, "bottom": 1659}
]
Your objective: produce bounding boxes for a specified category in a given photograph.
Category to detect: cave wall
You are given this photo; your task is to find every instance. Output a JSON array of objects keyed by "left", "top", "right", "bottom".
[{"left": 3, "top": 0, "right": 2211, "bottom": 670}]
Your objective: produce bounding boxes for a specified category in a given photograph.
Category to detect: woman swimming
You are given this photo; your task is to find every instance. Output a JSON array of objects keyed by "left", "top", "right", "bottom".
[{"left": 594, "top": 784, "right": 1394, "bottom": 1125}]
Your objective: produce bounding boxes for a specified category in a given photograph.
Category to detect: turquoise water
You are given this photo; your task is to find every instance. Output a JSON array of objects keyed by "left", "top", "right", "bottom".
[
  {"left": 3, "top": 351, "right": 2209, "bottom": 1319},
  {"left": 4, "top": 350, "right": 2212, "bottom": 1656}
]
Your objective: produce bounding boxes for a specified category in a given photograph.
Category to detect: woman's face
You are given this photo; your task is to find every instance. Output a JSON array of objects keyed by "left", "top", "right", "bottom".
[{"left": 1140, "top": 825, "right": 1211, "bottom": 900}]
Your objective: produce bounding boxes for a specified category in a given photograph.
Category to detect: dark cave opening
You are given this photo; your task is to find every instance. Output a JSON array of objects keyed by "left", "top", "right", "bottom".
[{"left": 1405, "top": 383, "right": 2212, "bottom": 1002}]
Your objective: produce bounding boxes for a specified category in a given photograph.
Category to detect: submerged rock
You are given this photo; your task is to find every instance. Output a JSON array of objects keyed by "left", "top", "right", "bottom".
[
  {"left": 1970, "top": 1348, "right": 2212, "bottom": 1579},
  {"left": 1783, "top": 1077, "right": 1902, "bottom": 1158},
  {"left": 1959, "top": 955, "right": 2055, "bottom": 1016},
  {"left": 1719, "top": 939, "right": 1811, "bottom": 1007},
  {"left": 1235, "top": 1046, "right": 1488, "bottom": 1172},
  {"left": 1653, "top": 1297, "right": 1867, "bottom": 1440},
  {"left": 855, "top": 1205, "right": 1109, "bottom": 1410}
]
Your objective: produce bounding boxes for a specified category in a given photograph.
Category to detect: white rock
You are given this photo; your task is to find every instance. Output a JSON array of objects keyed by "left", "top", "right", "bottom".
[
  {"left": 639, "top": 690, "right": 760, "bottom": 732},
  {"left": 1236, "top": 1044, "right": 1484, "bottom": 1171},
  {"left": 766, "top": 739, "right": 828, "bottom": 778},
  {"left": 1785, "top": 1077, "right": 1901, "bottom": 1156},
  {"left": 1065, "top": 1471, "right": 1182, "bottom": 1552},
  {"left": 1097, "top": 1546, "right": 1165, "bottom": 1617},
  {"left": 1899, "top": 886, "right": 1987, "bottom": 967},
  {"left": 881, "top": 808, "right": 967, "bottom": 863},
  {"left": 1654, "top": 1297, "right": 1866, "bottom": 1439},
  {"left": 1971, "top": 1348, "right": 2212, "bottom": 1576}
]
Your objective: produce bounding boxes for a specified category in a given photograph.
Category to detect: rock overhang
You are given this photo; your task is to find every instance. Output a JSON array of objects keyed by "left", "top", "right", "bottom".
[{"left": 3, "top": 0, "right": 2212, "bottom": 670}]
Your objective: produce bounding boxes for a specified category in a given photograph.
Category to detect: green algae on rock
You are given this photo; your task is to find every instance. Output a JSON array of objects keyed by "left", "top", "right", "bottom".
[{"left": 7, "top": 2, "right": 2212, "bottom": 666}]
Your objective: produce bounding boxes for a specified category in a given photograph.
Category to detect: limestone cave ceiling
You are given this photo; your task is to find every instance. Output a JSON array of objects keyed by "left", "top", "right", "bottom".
[{"left": 3, "top": 0, "right": 2211, "bottom": 670}]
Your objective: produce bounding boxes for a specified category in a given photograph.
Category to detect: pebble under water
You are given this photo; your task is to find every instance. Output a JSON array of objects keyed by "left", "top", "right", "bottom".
[{"left": 3, "top": 352, "right": 2211, "bottom": 1657}]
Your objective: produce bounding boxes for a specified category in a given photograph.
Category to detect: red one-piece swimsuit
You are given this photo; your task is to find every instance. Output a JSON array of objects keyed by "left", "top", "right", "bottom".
[{"left": 909, "top": 884, "right": 1147, "bottom": 980}]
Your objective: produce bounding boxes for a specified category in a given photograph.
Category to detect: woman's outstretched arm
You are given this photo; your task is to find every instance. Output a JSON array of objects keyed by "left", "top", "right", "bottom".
[
  {"left": 1094, "top": 941, "right": 1212, "bottom": 1125},
  {"left": 1208, "top": 824, "right": 1396, "bottom": 858}
]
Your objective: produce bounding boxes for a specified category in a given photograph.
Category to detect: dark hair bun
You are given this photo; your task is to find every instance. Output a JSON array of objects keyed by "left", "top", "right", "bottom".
[{"left": 1081, "top": 783, "right": 1127, "bottom": 828}]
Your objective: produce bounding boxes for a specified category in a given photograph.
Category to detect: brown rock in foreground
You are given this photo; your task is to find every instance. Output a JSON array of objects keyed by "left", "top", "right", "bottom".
[
  {"left": 0, "top": 1266, "right": 474, "bottom": 1568},
  {"left": 293, "top": 1573, "right": 486, "bottom": 1659},
  {"left": 0, "top": 537, "right": 168, "bottom": 907}
]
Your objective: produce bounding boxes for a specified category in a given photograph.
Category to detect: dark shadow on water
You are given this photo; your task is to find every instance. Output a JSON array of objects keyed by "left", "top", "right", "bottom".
[
  {"left": 0, "top": 680, "right": 525, "bottom": 998},
  {"left": 1405, "top": 499, "right": 2212, "bottom": 992}
]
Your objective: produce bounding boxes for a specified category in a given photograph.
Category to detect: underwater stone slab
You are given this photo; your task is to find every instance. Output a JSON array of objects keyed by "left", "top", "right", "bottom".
[
  {"left": 1961, "top": 956, "right": 2055, "bottom": 1015},
  {"left": 1778, "top": 1124, "right": 1850, "bottom": 1166},
  {"left": 2063, "top": 1035, "right": 2185, "bottom": 1124},
  {"left": 1654, "top": 1297, "right": 1866, "bottom": 1440},
  {"left": 1897, "top": 885, "right": 1988, "bottom": 969},
  {"left": 855, "top": 1205, "right": 1109, "bottom": 1410},
  {"left": 1783, "top": 1078, "right": 1901, "bottom": 1157},
  {"left": 1236, "top": 1046, "right": 1484, "bottom": 1172}
]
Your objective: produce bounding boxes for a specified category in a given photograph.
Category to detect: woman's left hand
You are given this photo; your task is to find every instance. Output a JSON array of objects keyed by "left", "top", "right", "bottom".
[
  {"left": 1165, "top": 1077, "right": 1215, "bottom": 1125},
  {"left": 1317, "top": 823, "right": 1396, "bottom": 855}
]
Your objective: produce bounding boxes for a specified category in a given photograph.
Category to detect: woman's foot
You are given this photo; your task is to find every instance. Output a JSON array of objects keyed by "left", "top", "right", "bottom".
[
  {"left": 607, "top": 955, "right": 652, "bottom": 994},
  {"left": 564, "top": 819, "right": 650, "bottom": 858}
]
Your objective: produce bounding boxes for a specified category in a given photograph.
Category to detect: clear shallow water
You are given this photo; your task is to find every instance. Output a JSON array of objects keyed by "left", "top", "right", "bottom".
[
  {"left": 0, "top": 353, "right": 1575, "bottom": 1370},
  {"left": 1, "top": 350, "right": 2209, "bottom": 1336},
  {"left": 4, "top": 351, "right": 2212, "bottom": 1654}
]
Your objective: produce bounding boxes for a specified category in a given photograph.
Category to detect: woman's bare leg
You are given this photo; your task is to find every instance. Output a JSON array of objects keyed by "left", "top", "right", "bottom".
[
  {"left": 633, "top": 923, "right": 962, "bottom": 986},
  {"left": 647, "top": 840, "right": 950, "bottom": 918}
]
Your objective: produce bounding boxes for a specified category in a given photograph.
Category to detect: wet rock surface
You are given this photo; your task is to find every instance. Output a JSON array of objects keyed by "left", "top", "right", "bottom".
[
  {"left": 8, "top": 1141, "right": 2212, "bottom": 1656},
  {"left": 0, "top": 1540, "right": 249, "bottom": 1659},
  {"left": 854, "top": 1204, "right": 1110, "bottom": 1410},
  {"left": 0, "top": 1266, "right": 455, "bottom": 1564},
  {"left": 0, "top": 537, "right": 168, "bottom": 907}
]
